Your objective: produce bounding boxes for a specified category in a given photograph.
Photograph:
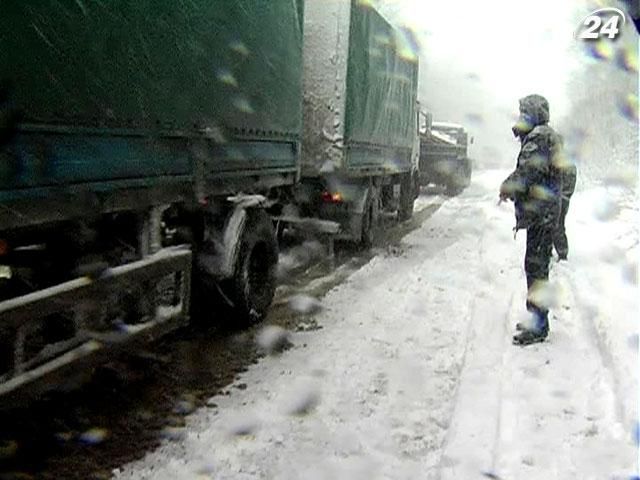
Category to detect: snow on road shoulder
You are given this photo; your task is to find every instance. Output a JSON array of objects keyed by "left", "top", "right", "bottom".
[
  {"left": 567, "top": 185, "right": 638, "bottom": 431},
  {"left": 114, "top": 170, "right": 638, "bottom": 480},
  {"left": 440, "top": 173, "right": 638, "bottom": 479},
  {"left": 114, "top": 176, "right": 498, "bottom": 480}
]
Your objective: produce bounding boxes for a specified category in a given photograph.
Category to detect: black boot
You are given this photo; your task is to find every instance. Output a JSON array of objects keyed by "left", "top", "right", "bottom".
[
  {"left": 513, "top": 328, "right": 548, "bottom": 345},
  {"left": 514, "top": 312, "right": 549, "bottom": 345}
]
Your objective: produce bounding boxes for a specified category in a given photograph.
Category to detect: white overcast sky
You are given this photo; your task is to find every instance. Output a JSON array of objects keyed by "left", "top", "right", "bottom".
[
  {"left": 378, "top": 0, "right": 585, "bottom": 115},
  {"left": 375, "top": 0, "right": 636, "bottom": 166}
]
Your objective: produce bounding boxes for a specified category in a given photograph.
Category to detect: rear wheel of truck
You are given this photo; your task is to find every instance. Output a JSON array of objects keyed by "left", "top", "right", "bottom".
[
  {"left": 361, "top": 187, "right": 379, "bottom": 248},
  {"left": 463, "top": 158, "right": 472, "bottom": 186},
  {"left": 444, "top": 182, "right": 461, "bottom": 197},
  {"left": 412, "top": 171, "right": 421, "bottom": 200},
  {"left": 229, "top": 210, "right": 278, "bottom": 325},
  {"left": 398, "top": 173, "right": 414, "bottom": 221}
]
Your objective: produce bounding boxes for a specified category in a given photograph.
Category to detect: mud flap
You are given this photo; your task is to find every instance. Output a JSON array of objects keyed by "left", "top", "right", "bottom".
[
  {"left": 342, "top": 184, "right": 379, "bottom": 244},
  {"left": 204, "top": 195, "right": 268, "bottom": 280}
]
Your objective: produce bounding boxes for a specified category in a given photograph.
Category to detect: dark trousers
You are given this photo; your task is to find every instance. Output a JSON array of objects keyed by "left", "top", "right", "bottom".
[
  {"left": 525, "top": 222, "right": 553, "bottom": 330},
  {"left": 552, "top": 197, "right": 571, "bottom": 259}
]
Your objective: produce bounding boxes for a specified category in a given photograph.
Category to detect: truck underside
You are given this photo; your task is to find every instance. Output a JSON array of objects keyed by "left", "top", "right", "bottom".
[{"left": 293, "top": 170, "right": 418, "bottom": 245}]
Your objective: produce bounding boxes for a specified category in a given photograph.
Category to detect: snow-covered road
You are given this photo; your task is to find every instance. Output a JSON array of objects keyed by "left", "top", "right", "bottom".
[{"left": 114, "top": 170, "right": 638, "bottom": 480}]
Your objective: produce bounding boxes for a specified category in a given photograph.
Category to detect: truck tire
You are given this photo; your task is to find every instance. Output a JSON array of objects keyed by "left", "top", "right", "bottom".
[
  {"left": 398, "top": 173, "right": 414, "bottom": 221},
  {"left": 229, "top": 209, "right": 278, "bottom": 324},
  {"left": 444, "top": 163, "right": 469, "bottom": 196},
  {"left": 463, "top": 158, "right": 472, "bottom": 186},
  {"left": 361, "top": 187, "right": 379, "bottom": 248},
  {"left": 412, "top": 171, "right": 421, "bottom": 200},
  {"left": 444, "top": 181, "right": 461, "bottom": 197}
]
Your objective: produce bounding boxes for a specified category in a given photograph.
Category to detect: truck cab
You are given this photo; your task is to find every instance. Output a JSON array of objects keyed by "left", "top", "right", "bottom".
[{"left": 417, "top": 111, "right": 473, "bottom": 195}]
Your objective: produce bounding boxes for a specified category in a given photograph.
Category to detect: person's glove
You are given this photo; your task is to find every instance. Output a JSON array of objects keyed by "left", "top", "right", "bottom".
[{"left": 499, "top": 177, "right": 520, "bottom": 202}]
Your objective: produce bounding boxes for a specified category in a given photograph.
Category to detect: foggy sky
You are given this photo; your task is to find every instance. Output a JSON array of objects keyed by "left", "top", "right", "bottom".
[{"left": 376, "top": 0, "right": 637, "bottom": 169}]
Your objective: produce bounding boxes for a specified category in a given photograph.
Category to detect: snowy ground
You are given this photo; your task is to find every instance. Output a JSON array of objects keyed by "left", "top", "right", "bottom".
[{"left": 114, "top": 169, "right": 638, "bottom": 480}]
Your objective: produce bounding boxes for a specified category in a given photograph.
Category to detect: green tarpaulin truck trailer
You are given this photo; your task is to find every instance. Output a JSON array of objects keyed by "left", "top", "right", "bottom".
[
  {"left": 298, "top": 0, "right": 421, "bottom": 244},
  {"left": 0, "top": 0, "right": 303, "bottom": 402}
]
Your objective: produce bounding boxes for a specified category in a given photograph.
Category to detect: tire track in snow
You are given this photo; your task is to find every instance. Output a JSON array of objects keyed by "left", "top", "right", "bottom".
[
  {"left": 434, "top": 190, "right": 523, "bottom": 480},
  {"left": 435, "top": 262, "right": 519, "bottom": 479},
  {"left": 437, "top": 172, "right": 637, "bottom": 480},
  {"left": 563, "top": 270, "right": 628, "bottom": 426},
  {"left": 492, "top": 262, "right": 636, "bottom": 479}
]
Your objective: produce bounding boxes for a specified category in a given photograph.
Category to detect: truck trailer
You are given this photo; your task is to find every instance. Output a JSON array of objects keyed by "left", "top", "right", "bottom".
[
  {"left": 0, "top": 0, "right": 304, "bottom": 402},
  {"left": 297, "top": 0, "right": 421, "bottom": 245}
]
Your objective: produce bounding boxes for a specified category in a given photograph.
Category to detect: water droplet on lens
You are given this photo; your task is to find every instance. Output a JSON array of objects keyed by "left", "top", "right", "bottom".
[
  {"left": 288, "top": 294, "right": 323, "bottom": 314},
  {"left": 615, "top": 45, "right": 639, "bottom": 73},
  {"left": 233, "top": 96, "right": 254, "bottom": 114},
  {"left": 173, "top": 396, "right": 196, "bottom": 416},
  {"left": 465, "top": 112, "right": 483, "bottom": 125},
  {"left": 227, "top": 414, "right": 260, "bottom": 436},
  {"left": 584, "top": 39, "right": 614, "bottom": 61},
  {"left": 79, "top": 427, "right": 109, "bottom": 445},
  {"left": 256, "top": 325, "right": 292, "bottom": 354},
  {"left": 282, "top": 380, "right": 321, "bottom": 416},
  {"left": 592, "top": 197, "right": 620, "bottom": 221},
  {"left": 160, "top": 426, "right": 186, "bottom": 441},
  {"left": 229, "top": 40, "right": 250, "bottom": 57},
  {"left": 618, "top": 93, "right": 638, "bottom": 122},
  {"left": 216, "top": 69, "right": 238, "bottom": 88},
  {"left": 621, "top": 260, "right": 638, "bottom": 285}
]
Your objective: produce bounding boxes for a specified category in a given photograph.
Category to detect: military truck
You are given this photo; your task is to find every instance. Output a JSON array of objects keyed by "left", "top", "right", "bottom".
[
  {"left": 295, "top": 0, "right": 420, "bottom": 246},
  {"left": 0, "top": 0, "right": 304, "bottom": 402},
  {"left": 418, "top": 111, "right": 473, "bottom": 195}
]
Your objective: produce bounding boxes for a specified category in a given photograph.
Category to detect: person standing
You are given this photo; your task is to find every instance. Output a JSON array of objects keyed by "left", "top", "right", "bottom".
[
  {"left": 499, "top": 94, "right": 563, "bottom": 346},
  {"left": 552, "top": 150, "right": 577, "bottom": 261}
]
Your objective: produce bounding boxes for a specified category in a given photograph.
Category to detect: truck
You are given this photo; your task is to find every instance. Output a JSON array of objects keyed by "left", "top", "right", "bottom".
[
  {"left": 417, "top": 111, "right": 473, "bottom": 196},
  {"left": 0, "top": 0, "right": 305, "bottom": 402},
  {"left": 0, "top": 0, "right": 420, "bottom": 402},
  {"left": 295, "top": 0, "right": 421, "bottom": 246}
]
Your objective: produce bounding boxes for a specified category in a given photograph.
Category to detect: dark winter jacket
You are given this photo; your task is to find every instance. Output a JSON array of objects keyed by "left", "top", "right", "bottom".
[
  {"left": 501, "top": 95, "right": 563, "bottom": 230},
  {"left": 559, "top": 162, "right": 577, "bottom": 201}
]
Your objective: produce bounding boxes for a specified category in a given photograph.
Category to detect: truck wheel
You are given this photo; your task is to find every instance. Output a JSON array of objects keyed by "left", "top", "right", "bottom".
[
  {"left": 230, "top": 210, "right": 278, "bottom": 324},
  {"left": 444, "top": 181, "right": 461, "bottom": 196},
  {"left": 381, "top": 185, "right": 394, "bottom": 210},
  {"left": 412, "top": 172, "right": 421, "bottom": 200},
  {"left": 398, "top": 173, "right": 414, "bottom": 221},
  {"left": 361, "top": 187, "right": 379, "bottom": 248},
  {"left": 445, "top": 166, "right": 467, "bottom": 196},
  {"left": 463, "top": 159, "right": 472, "bottom": 187}
]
